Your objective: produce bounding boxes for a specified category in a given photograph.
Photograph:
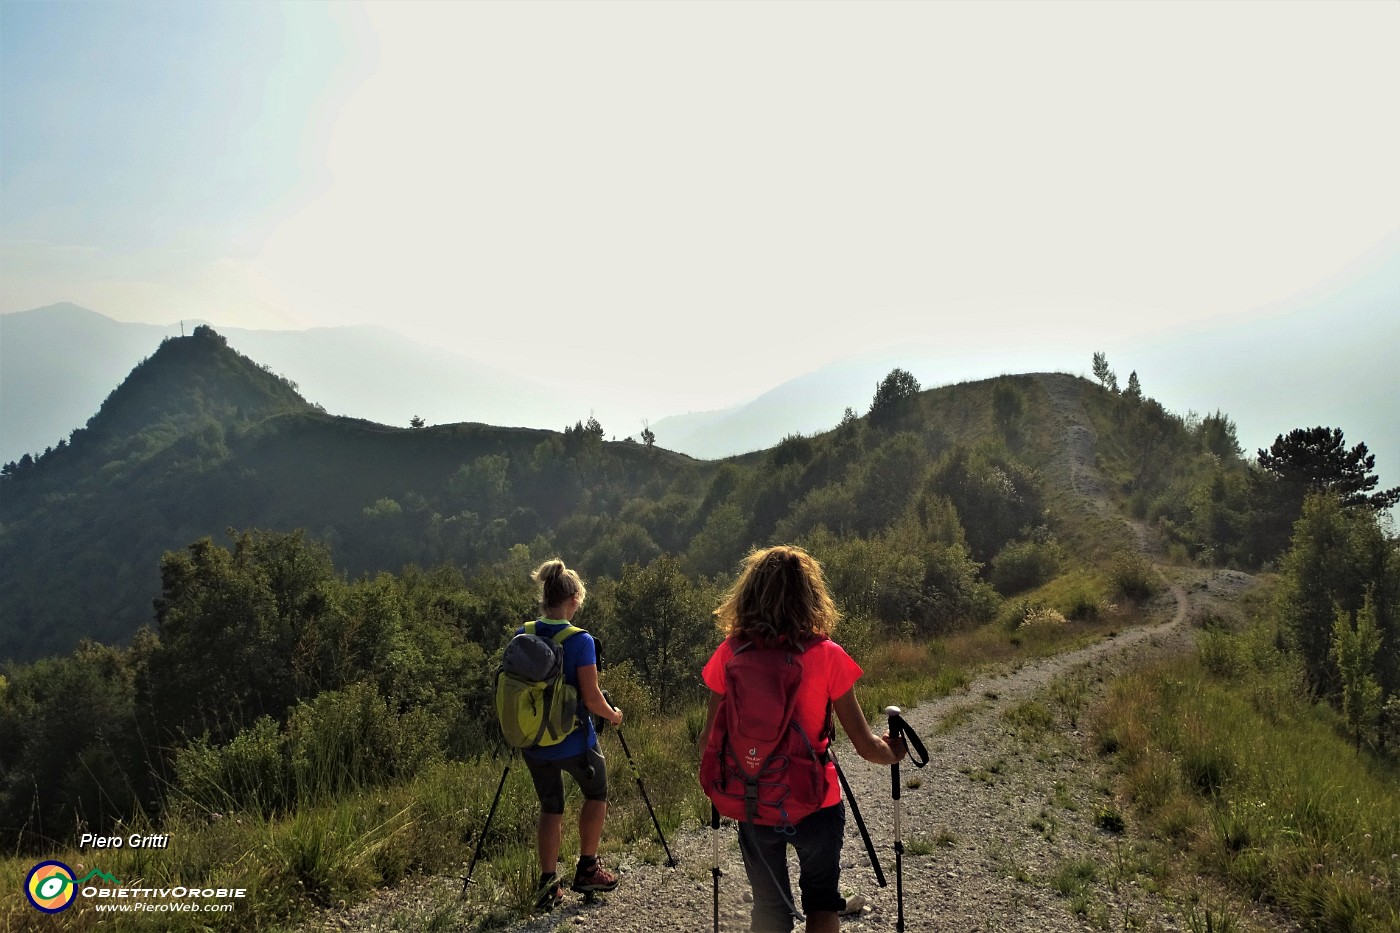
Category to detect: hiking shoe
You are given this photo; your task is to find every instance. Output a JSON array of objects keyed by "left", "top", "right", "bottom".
[
  {"left": 570, "top": 859, "right": 619, "bottom": 893},
  {"left": 534, "top": 875, "right": 564, "bottom": 911},
  {"left": 840, "top": 893, "right": 867, "bottom": 916}
]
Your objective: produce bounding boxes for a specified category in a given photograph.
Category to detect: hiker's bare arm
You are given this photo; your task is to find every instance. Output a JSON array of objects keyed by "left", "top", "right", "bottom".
[
  {"left": 698, "top": 690, "right": 722, "bottom": 751},
  {"left": 578, "top": 664, "right": 622, "bottom": 726},
  {"left": 833, "top": 689, "right": 906, "bottom": 765}
]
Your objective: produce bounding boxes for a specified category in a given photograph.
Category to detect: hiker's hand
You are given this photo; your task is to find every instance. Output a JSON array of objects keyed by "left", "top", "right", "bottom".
[
  {"left": 610, "top": 707, "right": 624, "bottom": 727},
  {"left": 880, "top": 732, "right": 908, "bottom": 763}
]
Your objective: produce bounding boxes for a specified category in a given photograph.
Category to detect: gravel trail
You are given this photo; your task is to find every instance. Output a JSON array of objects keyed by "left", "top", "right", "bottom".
[{"left": 308, "top": 374, "right": 1292, "bottom": 933}]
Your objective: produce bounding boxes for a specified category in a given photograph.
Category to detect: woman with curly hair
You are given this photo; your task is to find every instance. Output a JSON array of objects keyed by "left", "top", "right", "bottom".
[{"left": 699, "top": 545, "right": 906, "bottom": 933}]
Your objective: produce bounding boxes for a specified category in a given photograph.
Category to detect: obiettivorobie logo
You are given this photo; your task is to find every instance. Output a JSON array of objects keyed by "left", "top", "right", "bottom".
[
  {"left": 24, "top": 861, "right": 121, "bottom": 913},
  {"left": 23, "top": 859, "right": 247, "bottom": 916}
]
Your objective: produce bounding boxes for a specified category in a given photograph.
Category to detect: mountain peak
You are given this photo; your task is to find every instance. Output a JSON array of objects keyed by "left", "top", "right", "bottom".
[{"left": 78, "top": 325, "right": 314, "bottom": 454}]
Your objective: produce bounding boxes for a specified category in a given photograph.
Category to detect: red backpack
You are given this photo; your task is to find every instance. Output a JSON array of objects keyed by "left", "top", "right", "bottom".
[{"left": 700, "top": 635, "right": 833, "bottom": 829}]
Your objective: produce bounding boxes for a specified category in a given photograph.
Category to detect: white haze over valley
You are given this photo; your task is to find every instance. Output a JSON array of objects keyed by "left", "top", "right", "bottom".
[{"left": 2, "top": 2, "right": 1397, "bottom": 493}]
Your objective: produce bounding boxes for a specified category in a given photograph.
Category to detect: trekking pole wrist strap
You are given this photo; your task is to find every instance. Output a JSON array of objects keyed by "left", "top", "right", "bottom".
[{"left": 890, "top": 714, "right": 929, "bottom": 768}]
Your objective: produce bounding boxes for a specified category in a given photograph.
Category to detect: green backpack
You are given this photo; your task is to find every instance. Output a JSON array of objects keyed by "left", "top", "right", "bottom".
[{"left": 495, "top": 622, "right": 585, "bottom": 749}]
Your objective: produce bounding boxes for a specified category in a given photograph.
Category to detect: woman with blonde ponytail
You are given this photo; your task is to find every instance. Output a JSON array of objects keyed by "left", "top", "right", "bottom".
[{"left": 520, "top": 559, "right": 623, "bottom": 911}]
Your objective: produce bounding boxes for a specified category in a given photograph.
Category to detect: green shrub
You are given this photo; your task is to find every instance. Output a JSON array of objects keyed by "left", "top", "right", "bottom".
[
  {"left": 989, "top": 539, "right": 1063, "bottom": 595},
  {"left": 1052, "top": 857, "right": 1098, "bottom": 896},
  {"left": 174, "top": 682, "right": 444, "bottom": 817},
  {"left": 1059, "top": 584, "right": 1104, "bottom": 622},
  {"left": 1095, "top": 807, "right": 1126, "bottom": 833},
  {"left": 1109, "top": 551, "right": 1158, "bottom": 602}
]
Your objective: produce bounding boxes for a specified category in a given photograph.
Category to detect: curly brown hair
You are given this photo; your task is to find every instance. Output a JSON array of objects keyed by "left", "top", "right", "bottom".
[{"left": 714, "top": 545, "right": 840, "bottom": 644}]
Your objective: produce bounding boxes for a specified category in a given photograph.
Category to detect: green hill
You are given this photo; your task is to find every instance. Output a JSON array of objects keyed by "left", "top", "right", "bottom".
[
  {"left": 0, "top": 333, "right": 1264, "bottom": 663},
  {"left": 1, "top": 328, "right": 710, "bottom": 660}
]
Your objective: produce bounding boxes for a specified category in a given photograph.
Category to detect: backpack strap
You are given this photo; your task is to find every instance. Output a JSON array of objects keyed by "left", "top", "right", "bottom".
[
  {"left": 820, "top": 701, "right": 835, "bottom": 750},
  {"left": 538, "top": 622, "right": 588, "bottom": 736},
  {"left": 523, "top": 620, "right": 585, "bottom": 644},
  {"left": 550, "top": 625, "right": 584, "bottom": 645}
]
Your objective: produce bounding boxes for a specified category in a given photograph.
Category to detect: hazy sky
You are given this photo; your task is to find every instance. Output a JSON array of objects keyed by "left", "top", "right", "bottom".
[{"left": 3, "top": 1, "right": 1399, "bottom": 419}]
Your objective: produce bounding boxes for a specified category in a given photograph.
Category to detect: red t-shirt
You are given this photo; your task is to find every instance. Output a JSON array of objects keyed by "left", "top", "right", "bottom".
[{"left": 702, "top": 636, "right": 864, "bottom": 810}]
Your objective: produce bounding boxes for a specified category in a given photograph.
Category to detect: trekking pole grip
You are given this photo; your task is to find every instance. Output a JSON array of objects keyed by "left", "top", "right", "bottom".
[
  {"left": 885, "top": 705, "right": 930, "bottom": 769},
  {"left": 884, "top": 706, "right": 904, "bottom": 800},
  {"left": 597, "top": 689, "right": 613, "bottom": 734}
]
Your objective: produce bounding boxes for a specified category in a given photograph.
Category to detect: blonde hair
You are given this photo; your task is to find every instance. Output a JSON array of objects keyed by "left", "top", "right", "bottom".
[
  {"left": 532, "top": 558, "right": 586, "bottom": 611},
  {"left": 714, "top": 545, "right": 839, "bottom": 645}
]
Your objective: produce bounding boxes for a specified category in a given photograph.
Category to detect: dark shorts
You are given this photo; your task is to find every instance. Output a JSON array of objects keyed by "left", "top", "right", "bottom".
[
  {"left": 524, "top": 745, "right": 608, "bottom": 814},
  {"left": 737, "top": 802, "right": 846, "bottom": 932}
]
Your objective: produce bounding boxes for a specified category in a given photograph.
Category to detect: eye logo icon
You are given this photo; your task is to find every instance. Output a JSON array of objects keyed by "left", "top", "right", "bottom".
[{"left": 25, "top": 861, "right": 77, "bottom": 913}]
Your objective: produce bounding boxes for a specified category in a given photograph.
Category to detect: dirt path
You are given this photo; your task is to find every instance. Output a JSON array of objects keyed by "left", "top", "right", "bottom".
[{"left": 310, "top": 374, "right": 1286, "bottom": 932}]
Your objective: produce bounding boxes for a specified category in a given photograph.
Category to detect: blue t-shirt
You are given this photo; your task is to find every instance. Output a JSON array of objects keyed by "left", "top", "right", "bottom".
[{"left": 520, "top": 618, "right": 599, "bottom": 761}]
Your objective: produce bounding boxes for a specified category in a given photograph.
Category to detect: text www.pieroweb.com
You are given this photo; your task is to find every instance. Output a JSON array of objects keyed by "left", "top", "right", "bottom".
[
  {"left": 83, "top": 886, "right": 245, "bottom": 914},
  {"left": 93, "top": 901, "right": 235, "bottom": 913}
]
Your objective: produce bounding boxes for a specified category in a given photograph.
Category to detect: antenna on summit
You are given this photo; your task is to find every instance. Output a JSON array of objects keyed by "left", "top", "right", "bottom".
[{"left": 180, "top": 320, "right": 185, "bottom": 337}]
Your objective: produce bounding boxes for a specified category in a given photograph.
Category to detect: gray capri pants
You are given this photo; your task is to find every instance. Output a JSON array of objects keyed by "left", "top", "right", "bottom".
[{"left": 523, "top": 745, "right": 608, "bottom": 814}]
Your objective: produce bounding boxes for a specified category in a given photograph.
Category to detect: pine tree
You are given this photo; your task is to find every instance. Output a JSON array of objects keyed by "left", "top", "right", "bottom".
[
  {"left": 869, "top": 368, "right": 921, "bottom": 430},
  {"left": 1258, "top": 426, "right": 1399, "bottom": 512},
  {"left": 1124, "top": 371, "right": 1142, "bottom": 401}
]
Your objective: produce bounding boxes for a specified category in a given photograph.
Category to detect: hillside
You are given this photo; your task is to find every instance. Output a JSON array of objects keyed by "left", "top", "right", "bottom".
[
  {"left": 0, "top": 305, "right": 572, "bottom": 466},
  {"left": 0, "top": 326, "right": 1288, "bottom": 664},
  {"left": 0, "top": 328, "right": 704, "bottom": 661},
  {"left": 0, "top": 327, "right": 313, "bottom": 656}
]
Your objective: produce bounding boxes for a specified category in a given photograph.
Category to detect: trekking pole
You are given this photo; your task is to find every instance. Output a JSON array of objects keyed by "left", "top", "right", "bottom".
[
  {"left": 461, "top": 755, "right": 513, "bottom": 896},
  {"left": 711, "top": 803, "right": 722, "bottom": 933},
  {"left": 602, "top": 691, "right": 678, "bottom": 867},
  {"left": 883, "top": 706, "right": 929, "bottom": 933},
  {"left": 831, "top": 750, "right": 886, "bottom": 887}
]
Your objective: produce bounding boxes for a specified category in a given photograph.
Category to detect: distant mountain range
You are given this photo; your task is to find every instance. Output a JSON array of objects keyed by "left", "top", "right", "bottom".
[
  {"left": 4, "top": 234, "right": 1398, "bottom": 488},
  {"left": 662, "top": 238, "right": 1400, "bottom": 482},
  {"left": 1, "top": 303, "right": 1004, "bottom": 463},
  {"left": 0, "top": 303, "right": 570, "bottom": 464}
]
